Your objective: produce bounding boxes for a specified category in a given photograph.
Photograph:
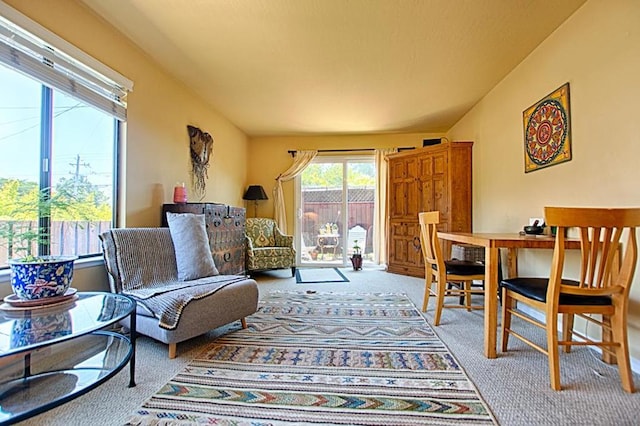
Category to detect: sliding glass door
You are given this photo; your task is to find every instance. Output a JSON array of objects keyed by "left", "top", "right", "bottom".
[{"left": 295, "top": 155, "right": 375, "bottom": 267}]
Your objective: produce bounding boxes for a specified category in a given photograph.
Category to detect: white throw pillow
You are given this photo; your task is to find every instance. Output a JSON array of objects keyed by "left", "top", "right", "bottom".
[{"left": 166, "top": 212, "right": 219, "bottom": 280}]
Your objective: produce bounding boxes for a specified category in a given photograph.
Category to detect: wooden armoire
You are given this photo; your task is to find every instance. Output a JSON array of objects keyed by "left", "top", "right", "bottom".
[{"left": 386, "top": 141, "right": 473, "bottom": 277}]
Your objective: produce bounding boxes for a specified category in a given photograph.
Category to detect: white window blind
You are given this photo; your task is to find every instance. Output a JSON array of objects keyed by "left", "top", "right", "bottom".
[{"left": 0, "top": 2, "right": 133, "bottom": 121}]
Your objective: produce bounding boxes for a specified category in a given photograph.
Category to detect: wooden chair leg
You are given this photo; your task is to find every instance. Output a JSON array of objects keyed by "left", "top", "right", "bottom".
[
  {"left": 433, "top": 274, "right": 446, "bottom": 326},
  {"left": 547, "top": 312, "right": 561, "bottom": 391},
  {"left": 241, "top": 318, "right": 247, "bottom": 329},
  {"left": 601, "top": 314, "right": 616, "bottom": 364},
  {"left": 500, "top": 288, "right": 511, "bottom": 352},
  {"left": 168, "top": 343, "right": 177, "bottom": 359},
  {"left": 562, "top": 313, "right": 574, "bottom": 353},
  {"left": 610, "top": 311, "right": 635, "bottom": 392},
  {"left": 422, "top": 272, "right": 433, "bottom": 312},
  {"left": 464, "top": 281, "right": 472, "bottom": 311}
]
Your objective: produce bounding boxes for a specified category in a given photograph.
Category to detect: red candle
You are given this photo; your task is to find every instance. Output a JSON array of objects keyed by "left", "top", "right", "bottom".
[{"left": 173, "top": 183, "right": 187, "bottom": 204}]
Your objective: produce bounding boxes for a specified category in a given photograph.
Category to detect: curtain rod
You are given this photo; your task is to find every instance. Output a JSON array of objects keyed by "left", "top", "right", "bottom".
[{"left": 287, "top": 147, "right": 415, "bottom": 157}]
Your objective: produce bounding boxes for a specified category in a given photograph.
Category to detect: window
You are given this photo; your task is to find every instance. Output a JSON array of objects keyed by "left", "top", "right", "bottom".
[{"left": 0, "top": 4, "right": 132, "bottom": 268}]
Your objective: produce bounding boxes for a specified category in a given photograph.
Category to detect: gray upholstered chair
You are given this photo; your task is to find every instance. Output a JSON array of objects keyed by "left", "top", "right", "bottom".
[
  {"left": 99, "top": 227, "right": 258, "bottom": 358},
  {"left": 245, "top": 218, "right": 296, "bottom": 276}
]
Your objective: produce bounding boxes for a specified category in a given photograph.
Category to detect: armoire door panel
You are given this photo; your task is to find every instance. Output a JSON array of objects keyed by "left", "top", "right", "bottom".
[
  {"left": 433, "top": 153, "right": 447, "bottom": 175},
  {"left": 406, "top": 158, "right": 419, "bottom": 180},
  {"left": 389, "top": 183, "right": 405, "bottom": 218},
  {"left": 419, "top": 180, "right": 434, "bottom": 212},
  {"left": 390, "top": 160, "right": 407, "bottom": 178},
  {"left": 406, "top": 222, "right": 423, "bottom": 268},
  {"left": 433, "top": 177, "right": 448, "bottom": 216},
  {"left": 406, "top": 184, "right": 420, "bottom": 217},
  {"left": 389, "top": 236, "right": 408, "bottom": 264}
]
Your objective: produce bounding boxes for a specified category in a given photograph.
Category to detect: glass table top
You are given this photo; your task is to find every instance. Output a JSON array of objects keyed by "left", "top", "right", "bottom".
[
  {"left": 0, "top": 292, "right": 135, "bottom": 357},
  {"left": 0, "top": 292, "right": 136, "bottom": 424}
]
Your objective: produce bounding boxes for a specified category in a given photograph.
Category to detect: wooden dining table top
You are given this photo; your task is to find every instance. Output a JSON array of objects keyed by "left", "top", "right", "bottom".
[{"left": 437, "top": 231, "right": 581, "bottom": 249}]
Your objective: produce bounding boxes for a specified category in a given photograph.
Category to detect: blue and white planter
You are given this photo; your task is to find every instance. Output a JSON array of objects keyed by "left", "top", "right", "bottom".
[{"left": 9, "top": 256, "right": 77, "bottom": 300}]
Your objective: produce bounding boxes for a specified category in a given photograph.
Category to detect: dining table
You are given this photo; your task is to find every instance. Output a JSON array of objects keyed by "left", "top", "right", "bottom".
[{"left": 436, "top": 232, "right": 581, "bottom": 359}]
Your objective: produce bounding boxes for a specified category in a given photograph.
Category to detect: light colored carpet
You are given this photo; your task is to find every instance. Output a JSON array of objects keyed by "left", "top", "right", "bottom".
[
  {"left": 126, "top": 291, "right": 496, "bottom": 425},
  {"left": 21, "top": 266, "right": 640, "bottom": 425}
]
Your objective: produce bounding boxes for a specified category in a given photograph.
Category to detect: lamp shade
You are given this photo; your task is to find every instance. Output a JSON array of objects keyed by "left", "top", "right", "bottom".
[{"left": 243, "top": 185, "right": 268, "bottom": 201}]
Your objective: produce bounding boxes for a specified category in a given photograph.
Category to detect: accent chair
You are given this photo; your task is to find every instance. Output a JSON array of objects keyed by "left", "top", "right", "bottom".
[{"left": 245, "top": 218, "right": 296, "bottom": 276}]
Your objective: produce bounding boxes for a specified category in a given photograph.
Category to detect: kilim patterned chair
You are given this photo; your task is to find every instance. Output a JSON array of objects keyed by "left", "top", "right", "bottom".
[{"left": 245, "top": 218, "right": 296, "bottom": 277}]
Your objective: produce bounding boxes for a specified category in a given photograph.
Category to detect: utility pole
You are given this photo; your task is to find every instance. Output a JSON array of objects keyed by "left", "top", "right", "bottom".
[{"left": 69, "top": 154, "right": 89, "bottom": 196}]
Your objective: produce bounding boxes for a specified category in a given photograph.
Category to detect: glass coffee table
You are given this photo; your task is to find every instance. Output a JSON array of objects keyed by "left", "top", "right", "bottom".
[{"left": 0, "top": 292, "right": 136, "bottom": 425}]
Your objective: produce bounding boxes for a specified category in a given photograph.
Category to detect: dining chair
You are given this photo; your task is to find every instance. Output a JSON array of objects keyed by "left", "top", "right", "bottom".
[
  {"left": 418, "top": 211, "right": 486, "bottom": 325},
  {"left": 500, "top": 206, "right": 640, "bottom": 392}
]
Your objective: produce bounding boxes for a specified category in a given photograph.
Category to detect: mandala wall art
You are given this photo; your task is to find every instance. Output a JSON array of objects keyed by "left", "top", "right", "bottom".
[{"left": 523, "top": 83, "right": 572, "bottom": 173}]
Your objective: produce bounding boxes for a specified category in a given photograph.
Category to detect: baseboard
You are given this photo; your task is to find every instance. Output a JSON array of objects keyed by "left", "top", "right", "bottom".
[{"left": 517, "top": 305, "right": 640, "bottom": 374}]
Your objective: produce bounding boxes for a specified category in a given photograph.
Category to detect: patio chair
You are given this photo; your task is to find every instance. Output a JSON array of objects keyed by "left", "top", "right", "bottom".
[{"left": 346, "top": 225, "right": 367, "bottom": 256}]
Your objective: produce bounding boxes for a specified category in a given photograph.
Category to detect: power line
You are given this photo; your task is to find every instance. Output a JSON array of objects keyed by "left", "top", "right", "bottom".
[{"left": 0, "top": 103, "right": 83, "bottom": 143}]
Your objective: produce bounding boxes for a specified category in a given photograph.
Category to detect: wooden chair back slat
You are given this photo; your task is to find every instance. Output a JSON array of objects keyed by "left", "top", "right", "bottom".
[
  {"left": 546, "top": 207, "right": 640, "bottom": 297},
  {"left": 419, "top": 211, "right": 442, "bottom": 269}
]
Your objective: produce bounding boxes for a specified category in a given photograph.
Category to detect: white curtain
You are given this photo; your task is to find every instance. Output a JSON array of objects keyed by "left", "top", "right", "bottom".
[
  {"left": 373, "top": 148, "right": 397, "bottom": 264},
  {"left": 274, "top": 150, "right": 318, "bottom": 233}
]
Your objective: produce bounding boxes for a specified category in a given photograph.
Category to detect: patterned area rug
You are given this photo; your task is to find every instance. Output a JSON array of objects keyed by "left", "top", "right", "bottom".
[
  {"left": 295, "top": 267, "right": 349, "bottom": 283},
  {"left": 127, "top": 291, "right": 497, "bottom": 425}
]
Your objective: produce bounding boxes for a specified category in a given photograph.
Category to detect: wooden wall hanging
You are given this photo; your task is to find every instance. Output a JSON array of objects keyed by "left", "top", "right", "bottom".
[{"left": 187, "top": 125, "right": 214, "bottom": 199}]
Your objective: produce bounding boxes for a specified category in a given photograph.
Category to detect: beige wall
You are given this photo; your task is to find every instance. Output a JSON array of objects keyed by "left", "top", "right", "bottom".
[
  {"left": 0, "top": 0, "right": 249, "bottom": 295},
  {"left": 247, "top": 133, "right": 443, "bottom": 231},
  {"left": 447, "top": 0, "right": 640, "bottom": 358}
]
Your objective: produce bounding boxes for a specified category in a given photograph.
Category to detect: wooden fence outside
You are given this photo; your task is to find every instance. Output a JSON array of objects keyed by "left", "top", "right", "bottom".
[{"left": 0, "top": 220, "right": 111, "bottom": 267}]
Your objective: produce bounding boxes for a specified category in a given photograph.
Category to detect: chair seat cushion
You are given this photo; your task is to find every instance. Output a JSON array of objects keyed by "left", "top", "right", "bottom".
[
  {"left": 251, "top": 247, "right": 294, "bottom": 257},
  {"left": 432, "top": 259, "right": 485, "bottom": 276},
  {"left": 500, "top": 277, "right": 612, "bottom": 305}
]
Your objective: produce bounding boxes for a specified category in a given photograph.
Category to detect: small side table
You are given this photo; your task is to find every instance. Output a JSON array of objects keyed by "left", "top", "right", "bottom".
[
  {"left": 317, "top": 234, "right": 340, "bottom": 259},
  {"left": 0, "top": 292, "right": 136, "bottom": 425}
]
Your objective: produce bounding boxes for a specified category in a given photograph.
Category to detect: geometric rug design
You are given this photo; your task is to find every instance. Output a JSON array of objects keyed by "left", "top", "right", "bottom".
[
  {"left": 126, "top": 291, "right": 497, "bottom": 425},
  {"left": 295, "top": 267, "right": 350, "bottom": 283}
]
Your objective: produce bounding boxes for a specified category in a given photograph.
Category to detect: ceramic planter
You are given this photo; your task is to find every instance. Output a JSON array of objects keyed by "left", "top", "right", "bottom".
[
  {"left": 9, "top": 256, "right": 77, "bottom": 300},
  {"left": 350, "top": 254, "right": 363, "bottom": 271}
]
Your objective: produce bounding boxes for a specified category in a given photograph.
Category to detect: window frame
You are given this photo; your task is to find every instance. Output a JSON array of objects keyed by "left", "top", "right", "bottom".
[{"left": 0, "top": 2, "right": 131, "bottom": 269}]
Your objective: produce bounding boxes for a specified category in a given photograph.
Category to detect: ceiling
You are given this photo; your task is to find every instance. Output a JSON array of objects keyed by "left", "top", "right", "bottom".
[{"left": 80, "top": 0, "right": 586, "bottom": 137}]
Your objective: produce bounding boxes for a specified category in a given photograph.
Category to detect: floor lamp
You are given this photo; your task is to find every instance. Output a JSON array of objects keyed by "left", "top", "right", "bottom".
[{"left": 243, "top": 185, "right": 268, "bottom": 217}]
